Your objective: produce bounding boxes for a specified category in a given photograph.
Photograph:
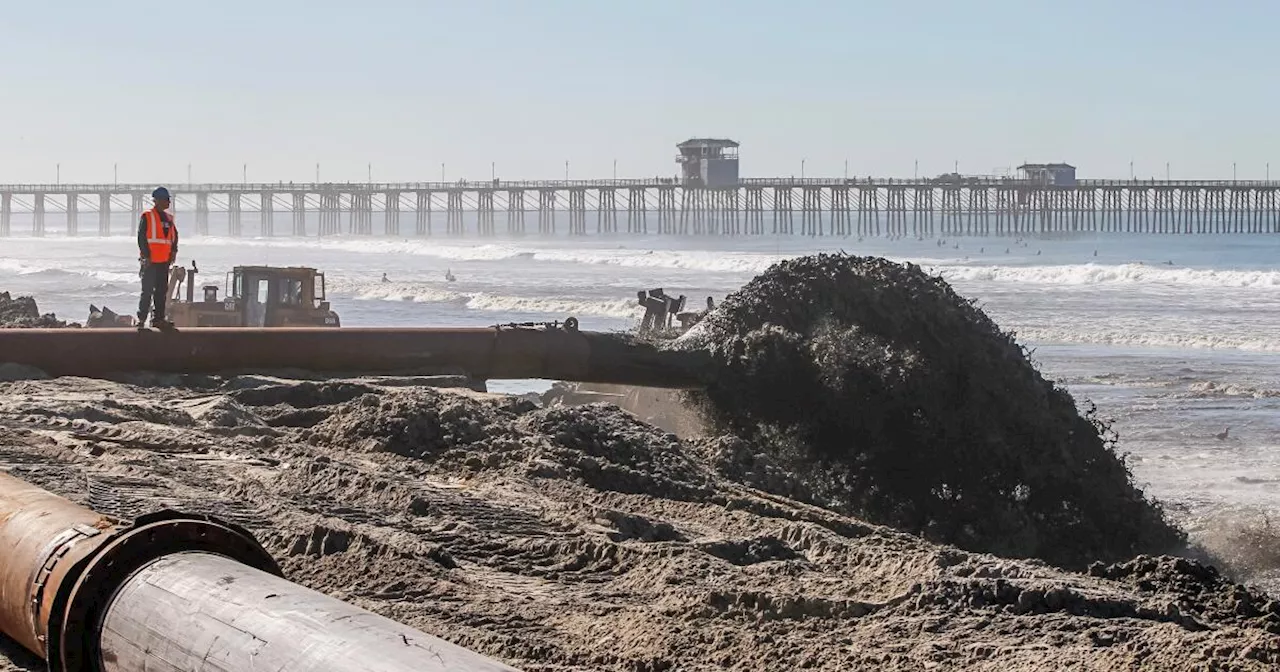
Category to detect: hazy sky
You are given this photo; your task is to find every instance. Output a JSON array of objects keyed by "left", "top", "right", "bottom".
[{"left": 1, "top": 0, "right": 1275, "bottom": 183}]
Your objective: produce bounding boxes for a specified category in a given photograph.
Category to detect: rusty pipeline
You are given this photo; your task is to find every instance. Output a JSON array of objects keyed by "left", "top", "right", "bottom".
[
  {"left": 0, "top": 324, "right": 712, "bottom": 389},
  {"left": 0, "top": 471, "right": 521, "bottom": 671}
]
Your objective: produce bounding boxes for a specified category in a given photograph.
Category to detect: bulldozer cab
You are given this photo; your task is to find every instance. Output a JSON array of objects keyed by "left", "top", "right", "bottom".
[
  {"left": 88, "top": 263, "right": 340, "bottom": 328},
  {"left": 228, "top": 266, "right": 337, "bottom": 328}
]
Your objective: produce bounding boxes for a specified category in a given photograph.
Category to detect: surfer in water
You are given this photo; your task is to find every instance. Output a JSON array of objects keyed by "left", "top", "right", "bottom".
[{"left": 445, "top": 268, "right": 456, "bottom": 282}]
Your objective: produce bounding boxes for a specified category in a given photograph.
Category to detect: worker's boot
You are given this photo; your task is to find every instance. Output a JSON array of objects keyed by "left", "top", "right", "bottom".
[{"left": 151, "top": 317, "right": 175, "bottom": 331}]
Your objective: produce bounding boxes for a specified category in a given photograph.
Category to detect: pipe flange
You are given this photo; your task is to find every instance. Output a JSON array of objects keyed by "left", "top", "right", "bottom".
[
  {"left": 49, "top": 511, "right": 280, "bottom": 672},
  {"left": 28, "top": 523, "right": 110, "bottom": 655}
]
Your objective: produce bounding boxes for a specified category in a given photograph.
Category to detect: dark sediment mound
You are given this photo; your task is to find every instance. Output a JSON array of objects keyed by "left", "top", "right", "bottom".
[
  {"left": 311, "top": 388, "right": 509, "bottom": 457},
  {"left": 682, "top": 253, "right": 1186, "bottom": 569},
  {"left": 0, "top": 291, "right": 72, "bottom": 328},
  {"left": 516, "top": 403, "right": 715, "bottom": 500},
  {"left": 307, "top": 386, "right": 714, "bottom": 500},
  {"left": 229, "top": 380, "right": 383, "bottom": 409}
]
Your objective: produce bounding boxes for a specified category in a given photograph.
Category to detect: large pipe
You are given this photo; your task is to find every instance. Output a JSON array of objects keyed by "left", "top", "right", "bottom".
[
  {"left": 0, "top": 471, "right": 522, "bottom": 672},
  {"left": 99, "top": 552, "right": 507, "bottom": 671},
  {"left": 0, "top": 324, "right": 711, "bottom": 388}
]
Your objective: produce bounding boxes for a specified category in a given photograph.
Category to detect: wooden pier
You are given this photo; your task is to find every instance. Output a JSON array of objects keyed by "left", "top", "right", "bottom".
[{"left": 2, "top": 177, "right": 1279, "bottom": 238}]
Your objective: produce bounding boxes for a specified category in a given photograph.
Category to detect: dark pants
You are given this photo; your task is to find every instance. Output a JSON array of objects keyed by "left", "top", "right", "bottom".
[{"left": 138, "top": 261, "right": 171, "bottom": 323}]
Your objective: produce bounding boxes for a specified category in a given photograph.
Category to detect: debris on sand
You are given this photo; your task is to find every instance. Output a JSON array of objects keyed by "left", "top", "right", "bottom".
[
  {"left": 0, "top": 291, "right": 74, "bottom": 328},
  {"left": 680, "top": 253, "right": 1186, "bottom": 569}
]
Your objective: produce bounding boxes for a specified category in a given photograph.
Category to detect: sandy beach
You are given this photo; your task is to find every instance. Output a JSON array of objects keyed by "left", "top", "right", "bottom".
[{"left": 0, "top": 373, "right": 1275, "bottom": 671}]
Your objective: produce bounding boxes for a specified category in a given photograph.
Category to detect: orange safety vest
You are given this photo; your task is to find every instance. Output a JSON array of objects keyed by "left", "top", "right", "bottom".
[{"left": 143, "top": 209, "right": 176, "bottom": 263}]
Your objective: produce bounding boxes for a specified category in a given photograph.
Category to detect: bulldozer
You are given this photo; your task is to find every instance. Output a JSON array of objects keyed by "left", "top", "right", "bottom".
[
  {"left": 635, "top": 288, "right": 715, "bottom": 335},
  {"left": 88, "top": 262, "right": 340, "bottom": 328}
]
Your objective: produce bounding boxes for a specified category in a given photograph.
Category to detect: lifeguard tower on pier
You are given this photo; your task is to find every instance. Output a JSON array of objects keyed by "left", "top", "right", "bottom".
[
  {"left": 677, "top": 138, "right": 740, "bottom": 188},
  {"left": 1017, "top": 162, "right": 1077, "bottom": 186}
]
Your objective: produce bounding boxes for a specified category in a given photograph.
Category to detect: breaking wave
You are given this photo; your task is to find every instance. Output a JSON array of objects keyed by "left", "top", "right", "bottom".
[
  {"left": 1012, "top": 326, "right": 1280, "bottom": 352},
  {"left": 0, "top": 258, "right": 137, "bottom": 284},
  {"left": 198, "top": 237, "right": 786, "bottom": 274},
  {"left": 329, "top": 279, "right": 643, "bottom": 319},
  {"left": 934, "top": 263, "right": 1280, "bottom": 289},
  {"left": 1180, "top": 381, "right": 1280, "bottom": 399},
  {"left": 199, "top": 236, "right": 1280, "bottom": 289}
]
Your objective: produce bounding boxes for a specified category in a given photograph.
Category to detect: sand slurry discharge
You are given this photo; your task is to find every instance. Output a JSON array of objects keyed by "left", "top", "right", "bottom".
[
  {"left": 0, "top": 257, "right": 1276, "bottom": 670},
  {"left": 678, "top": 253, "right": 1187, "bottom": 570}
]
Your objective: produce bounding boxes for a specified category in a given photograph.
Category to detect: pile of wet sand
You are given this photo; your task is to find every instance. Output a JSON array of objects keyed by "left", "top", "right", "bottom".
[
  {"left": 0, "top": 291, "right": 73, "bottom": 328},
  {"left": 0, "top": 374, "right": 1276, "bottom": 671},
  {"left": 676, "top": 253, "right": 1186, "bottom": 570}
]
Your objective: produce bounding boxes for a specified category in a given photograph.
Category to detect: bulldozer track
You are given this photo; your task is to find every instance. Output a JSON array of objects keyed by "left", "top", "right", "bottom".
[
  {"left": 0, "top": 413, "right": 207, "bottom": 453},
  {"left": 87, "top": 474, "right": 181, "bottom": 519},
  {"left": 0, "top": 445, "right": 61, "bottom": 470},
  {"left": 86, "top": 472, "right": 273, "bottom": 527},
  {"left": 3, "top": 413, "right": 141, "bottom": 443},
  {"left": 0, "top": 413, "right": 277, "bottom": 529}
]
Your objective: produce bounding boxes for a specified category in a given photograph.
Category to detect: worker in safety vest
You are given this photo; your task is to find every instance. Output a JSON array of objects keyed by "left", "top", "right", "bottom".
[{"left": 137, "top": 186, "right": 179, "bottom": 328}]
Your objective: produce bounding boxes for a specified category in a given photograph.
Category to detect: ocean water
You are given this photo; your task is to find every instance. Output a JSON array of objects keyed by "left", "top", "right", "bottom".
[{"left": 3, "top": 215, "right": 1279, "bottom": 586}]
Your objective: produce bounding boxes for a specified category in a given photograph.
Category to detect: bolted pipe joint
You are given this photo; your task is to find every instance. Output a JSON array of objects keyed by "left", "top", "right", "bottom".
[
  {"left": 0, "top": 489, "right": 277, "bottom": 672},
  {"left": 0, "top": 472, "right": 522, "bottom": 672},
  {"left": 47, "top": 511, "right": 279, "bottom": 672}
]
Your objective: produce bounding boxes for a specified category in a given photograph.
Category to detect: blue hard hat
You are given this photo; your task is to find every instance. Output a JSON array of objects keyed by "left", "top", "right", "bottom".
[{"left": 152, "top": 187, "right": 170, "bottom": 200}]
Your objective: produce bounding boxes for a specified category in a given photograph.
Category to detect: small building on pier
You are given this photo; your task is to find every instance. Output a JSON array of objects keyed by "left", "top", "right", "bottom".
[
  {"left": 677, "top": 138, "right": 740, "bottom": 188},
  {"left": 1017, "top": 162, "right": 1077, "bottom": 186}
]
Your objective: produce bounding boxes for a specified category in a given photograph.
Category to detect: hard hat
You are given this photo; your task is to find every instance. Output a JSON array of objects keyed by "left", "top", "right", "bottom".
[{"left": 152, "top": 186, "right": 170, "bottom": 200}]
